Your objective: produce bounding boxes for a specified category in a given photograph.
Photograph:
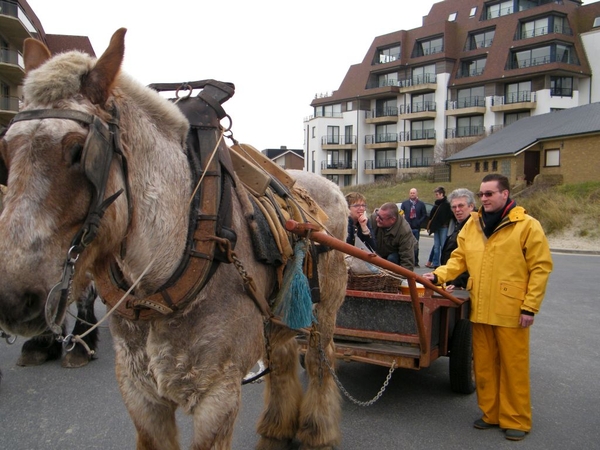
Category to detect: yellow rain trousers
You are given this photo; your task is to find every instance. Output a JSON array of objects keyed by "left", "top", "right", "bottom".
[{"left": 473, "top": 323, "right": 531, "bottom": 431}]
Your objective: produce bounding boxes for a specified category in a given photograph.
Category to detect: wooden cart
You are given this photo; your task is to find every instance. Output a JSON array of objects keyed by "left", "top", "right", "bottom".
[{"left": 287, "top": 220, "right": 475, "bottom": 395}]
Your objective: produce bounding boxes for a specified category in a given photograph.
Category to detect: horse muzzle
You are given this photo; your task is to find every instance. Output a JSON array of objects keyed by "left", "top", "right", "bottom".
[{"left": 0, "top": 287, "right": 50, "bottom": 337}]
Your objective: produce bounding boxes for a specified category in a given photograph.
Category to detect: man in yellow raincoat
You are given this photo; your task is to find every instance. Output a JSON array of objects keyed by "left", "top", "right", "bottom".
[{"left": 424, "top": 173, "right": 552, "bottom": 441}]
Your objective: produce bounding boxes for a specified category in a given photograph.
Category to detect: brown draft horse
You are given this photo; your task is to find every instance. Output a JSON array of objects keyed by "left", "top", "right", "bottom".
[{"left": 0, "top": 29, "right": 348, "bottom": 449}]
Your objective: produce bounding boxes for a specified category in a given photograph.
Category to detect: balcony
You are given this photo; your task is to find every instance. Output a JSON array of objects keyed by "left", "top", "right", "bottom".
[
  {"left": 398, "top": 101, "right": 437, "bottom": 120},
  {"left": 515, "top": 24, "right": 573, "bottom": 40},
  {"left": 365, "top": 107, "right": 399, "bottom": 125},
  {"left": 446, "top": 97, "right": 486, "bottom": 116},
  {"left": 0, "top": 47, "right": 25, "bottom": 83},
  {"left": 320, "top": 160, "right": 357, "bottom": 175},
  {"left": 0, "top": 1, "right": 38, "bottom": 46},
  {"left": 399, "top": 129, "right": 436, "bottom": 147},
  {"left": 456, "top": 66, "right": 485, "bottom": 79},
  {"left": 364, "top": 133, "right": 398, "bottom": 150},
  {"left": 364, "top": 159, "right": 398, "bottom": 175},
  {"left": 321, "top": 135, "right": 357, "bottom": 149},
  {"left": 398, "top": 73, "right": 437, "bottom": 94},
  {"left": 507, "top": 52, "right": 579, "bottom": 70},
  {"left": 445, "top": 126, "right": 485, "bottom": 143},
  {"left": 490, "top": 91, "right": 537, "bottom": 112}
]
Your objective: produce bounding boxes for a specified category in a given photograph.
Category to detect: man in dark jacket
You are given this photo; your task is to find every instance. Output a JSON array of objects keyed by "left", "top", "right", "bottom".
[
  {"left": 400, "top": 188, "right": 428, "bottom": 267},
  {"left": 372, "top": 202, "right": 417, "bottom": 271}
]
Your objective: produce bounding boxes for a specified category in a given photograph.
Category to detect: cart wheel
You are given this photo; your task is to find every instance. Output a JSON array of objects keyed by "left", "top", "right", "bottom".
[{"left": 449, "top": 319, "right": 475, "bottom": 394}]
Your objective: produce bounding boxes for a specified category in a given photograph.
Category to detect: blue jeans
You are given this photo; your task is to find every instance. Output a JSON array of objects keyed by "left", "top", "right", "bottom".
[
  {"left": 386, "top": 252, "right": 400, "bottom": 265},
  {"left": 430, "top": 227, "right": 448, "bottom": 267},
  {"left": 411, "top": 229, "right": 420, "bottom": 265}
]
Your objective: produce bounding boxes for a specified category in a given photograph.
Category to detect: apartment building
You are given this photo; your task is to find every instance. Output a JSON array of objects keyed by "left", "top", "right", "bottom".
[
  {"left": 304, "top": 0, "right": 600, "bottom": 187},
  {"left": 0, "top": 0, "right": 94, "bottom": 127}
]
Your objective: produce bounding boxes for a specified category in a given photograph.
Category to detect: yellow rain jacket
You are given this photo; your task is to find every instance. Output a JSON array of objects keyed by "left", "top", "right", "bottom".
[{"left": 433, "top": 206, "right": 552, "bottom": 327}]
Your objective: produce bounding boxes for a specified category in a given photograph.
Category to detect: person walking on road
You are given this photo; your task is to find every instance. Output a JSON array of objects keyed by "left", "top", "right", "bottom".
[
  {"left": 423, "top": 173, "right": 553, "bottom": 441},
  {"left": 400, "top": 188, "right": 428, "bottom": 267}
]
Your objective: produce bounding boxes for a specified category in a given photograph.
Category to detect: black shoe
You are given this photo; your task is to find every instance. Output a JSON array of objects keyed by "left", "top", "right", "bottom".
[
  {"left": 415, "top": 264, "right": 420, "bottom": 268},
  {"left": 505, "top": 429, "right": 527, "bottom": 441},
  {"left": 473, "top": 419, "right": 499, "bottom": 430}
]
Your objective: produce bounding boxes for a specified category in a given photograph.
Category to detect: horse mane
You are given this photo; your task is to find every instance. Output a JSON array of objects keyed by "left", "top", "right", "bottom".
[{"left": 22, "top": 50, "right": 189, "bottom": 146}]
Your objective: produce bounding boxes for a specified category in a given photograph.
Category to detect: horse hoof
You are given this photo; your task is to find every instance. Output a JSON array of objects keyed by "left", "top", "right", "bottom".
[
  {"left": 16, "top": 350, "right": 52, "bottom": 366},
  {"left": 61, "top": 351, "right": 92, "bottom": 368}
]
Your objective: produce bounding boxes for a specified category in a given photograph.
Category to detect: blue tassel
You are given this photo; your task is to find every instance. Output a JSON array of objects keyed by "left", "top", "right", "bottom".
[{"left": 274, "top": 241, "right": 314, "bottom": 329}]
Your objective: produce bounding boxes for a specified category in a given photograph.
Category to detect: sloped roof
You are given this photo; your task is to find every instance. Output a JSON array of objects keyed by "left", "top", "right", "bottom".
[
  {"left": 45, "top": 34, "right": 95, "bottom": 56},
  {"left": 263, "top": 148, "right": 304, "bottom": 160},
  {"left": 445, "top": 102, "right": 600, "bottom": 162}
]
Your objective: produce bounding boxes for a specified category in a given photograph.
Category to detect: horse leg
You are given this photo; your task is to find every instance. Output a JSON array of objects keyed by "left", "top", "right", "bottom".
[
  {"left": 190, "top": 375, "right": 245, "bottom": 450},
  {"left": 115, "top": 358, "right": 180, "bottom": 450},
  {"left": 256, "top": 327, "right": 303, "bottom": 450},
  {"left": 62, "top": 281, "right": 99, "bottom": 368},
  {"left": 17, "top": 329, "right": 63, "bottom": 366},
  {"left": 296, "top": 251, "right": 346, "bottom": 450}
]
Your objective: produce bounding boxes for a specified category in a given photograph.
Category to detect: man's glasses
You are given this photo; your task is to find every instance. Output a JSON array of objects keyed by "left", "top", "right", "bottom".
[
  {"left": 451, "top": 203, "right": 468, "bottom": 210},
  {"left": 375, "top": 213, "right": 392, "bottom": 221},
  {"left": 350, "top": 204, "right": 367, "bottom": 208},
  {"left": 476, "top": 191, "right": 499, "bottom": 198}
]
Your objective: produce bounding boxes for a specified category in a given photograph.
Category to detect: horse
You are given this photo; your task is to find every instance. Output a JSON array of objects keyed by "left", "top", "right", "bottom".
[
  {"left": 0, "top": 28, "right": 348, "bottom": 450},
  {"left": 1, "top": 186, "right": 99, "bottom": 373}
]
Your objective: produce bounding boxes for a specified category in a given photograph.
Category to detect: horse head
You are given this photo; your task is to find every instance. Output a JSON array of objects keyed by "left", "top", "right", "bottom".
[{"left": 0, "top": 29, "right": 134, "bottom": 336}]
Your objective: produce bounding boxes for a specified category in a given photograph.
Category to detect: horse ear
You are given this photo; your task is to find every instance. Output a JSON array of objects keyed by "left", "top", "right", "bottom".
[
  {"left": 82, "top": 28, "right": 127, "bottom": 106},
  {"left": 23, "top": 38, "right": 52, "bottom": 73}
]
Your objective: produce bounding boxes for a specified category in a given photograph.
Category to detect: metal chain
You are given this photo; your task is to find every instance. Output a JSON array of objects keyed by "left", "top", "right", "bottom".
[
  {"left": 318, "top": 342, "right": 397, "bottom": 407},
  {"left": 0, "top": 329, "right": 17, "bottom": 344}
]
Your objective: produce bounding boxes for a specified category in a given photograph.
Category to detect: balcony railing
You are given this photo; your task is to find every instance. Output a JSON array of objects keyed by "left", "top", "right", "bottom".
[
  {"left": 507, "top": 52, "right": 579, "bottom": 69},
  {"left": 516, "top": 24, "right": 573, "bottom": 40},
  {"left": 490, "top": 124, "right": 505, "bottom": 134},
  {"left": 364, "top": 159, "right": 398, "bottom": 169},
  {"left": 314, "top": 111, "right": 342, "bottom": 118},
  {"left": 445, "top": 126, "right": 485, "bottom": 139},
  {"left": 372, "top": 106, "right": 399, "bottom": 118},
  {"left": 550, "top": 87, "right": 573, "bottom": 97},
  {"left": 456, "top": 66, "right": 485, "bottom": 78},
  {"left": 321, "top": 160, "right": 356, "bottom": 170},
  {"left": 399, "top": 101, "right": 436, "bottom": 114},
  {"left": 446, "top": 96, "right": 486, "bottom": 110},
  {"left": 412, "top": 45, "right": 444, "bottom": 58},
  {"left": 491, "top": 91, "right": 536, "bottom": 105},
  {"left": 365, "top": 133, "right": 398, "bottom": 144},
  {"left": 0, "top": 0, "right": 37, "bottom": 34},
  {"left": 410, "top": 129, "right": 436, "bottom": 140},
  {"left": 321, "top": 135, "right": 356, "bottom": 145},
  {"left": 464, "top": 37, "right": 494, "bottom": 51}
]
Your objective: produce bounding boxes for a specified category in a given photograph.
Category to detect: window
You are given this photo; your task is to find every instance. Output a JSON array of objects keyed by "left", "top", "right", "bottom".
[
  {"left": 594, "top": 17, "right": 600, "bottom": 28},
  {"left": 448, "top": 12, "right": 457, "bottom": 21},
  {"left": 506, "top": 80, "right": 531, "bottom": 103},
  {"left": 326, "top": 151, "right": 340, "bottom": 168},
  {"left": 486, "top": 1, "right": 513, "bottom": 19},
  {"left": 550, "top": 76, "right": 573, "bottom": 97},
  {"left": 470, "top": 7, "right": 477, "bottom": 17},
  {"left": 545, "top": 149, "right": 560, "bottom": 167},
  {"left": 410, "top": 120, "right": 435, "bottom": 140},
  {"left": 475, "top": 162, "right": 481, "bottom": 172},
  {"left": 492, "top": 160, "right": 498, "bottom": 171},
  {"left": 346, "top": 101, "right": 353, "bottom": 111},
  {"left": 326, "top": 126, "right": 339, "bottom": 145},
  {"left": 414, "top": 36, "right": 444, "bottom": 57},
  {"left": 378, "top": 72, "right": 399, "bottom": 87},
  {"left": 375, "top": 98, "right": 398, "bottom": 117},
  {"left": 520, "top": 17, "right": 549, "bottom": 39},
  {"left": 411, "top": 92, "right": 436, "bottom": 112},
  {"left": 458, "top": 57, "right": 486, "bottom": 77},
  {"left": 457, "top": 86, "right": 485, "bottom": 108},
  {"left": 375, "top": 149, "right": 397, "bottom": 168},
  {"left": 510, "top": 43, "right": 577, "bottom": 69},
  {"left": 344, "top": 125, "right": 353, "bottom": 145},
  {"left": 315, "top": 104, "right": 342, "bottom": 118},
  {"left": 312, "top": 127, "right": 315, "bottom": 138},
  {"left": 505, "top": 111, "right": 530, "bottom": 125},
  {"left": 410, "top": 147, "right": 434, "bottom": 167},
  {"left": 412, "top": 64, "right": 436, "bottom": 85},
  {"left": 483, "top": 161, "right": 489, "bottom": 172},
  {"left": 375, "top": 124, "right": 397, "bottom": 144},
  {"left": 376, "top": 45, "right": 401, "bottom": 64},
  {"left": 457, "top": 116, "right": 484, "bottom": 137},
  {"left": 467, "top": 29, "right": 495, "bottom": 50}
]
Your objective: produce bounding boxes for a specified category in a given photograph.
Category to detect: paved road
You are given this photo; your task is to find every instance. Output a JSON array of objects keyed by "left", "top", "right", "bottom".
[{"left": 1, "top": 239, "right": 599, "bottom": 449}]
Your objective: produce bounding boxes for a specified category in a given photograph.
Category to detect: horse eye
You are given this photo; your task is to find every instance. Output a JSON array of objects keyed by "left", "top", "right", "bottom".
[{"left": 69, "top": 143, "right": 84, "bottom": 165}]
